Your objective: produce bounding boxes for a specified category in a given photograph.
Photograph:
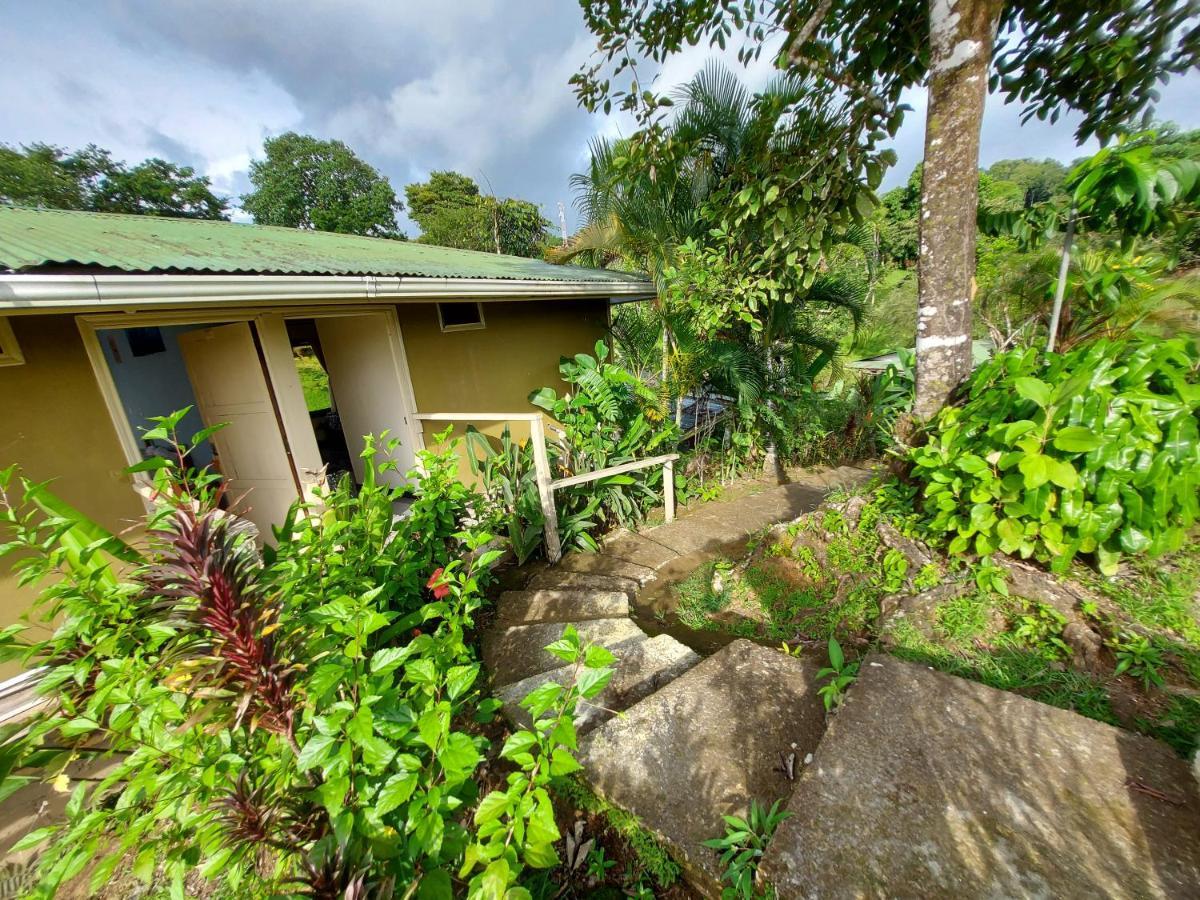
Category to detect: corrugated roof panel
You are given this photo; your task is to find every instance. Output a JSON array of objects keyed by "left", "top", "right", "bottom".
[{"left": 0, "top": 206, "right": 648, "bottom": 284}]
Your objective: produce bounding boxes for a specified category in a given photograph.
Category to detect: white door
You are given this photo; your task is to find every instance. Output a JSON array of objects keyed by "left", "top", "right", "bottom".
[
  {"left": 178, "top": 322, "right": 299, "bottom": 536},
  {"left": 316, "top": 313, "right": 417, "bottom": 488}
]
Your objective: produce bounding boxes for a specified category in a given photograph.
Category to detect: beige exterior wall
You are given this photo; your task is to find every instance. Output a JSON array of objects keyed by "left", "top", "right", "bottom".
[
  {"left": 396, "top": 299, "right": 610, "bottom": 474},
  {"left": 0, "top": 299, "right": 611, "bottom": 678},
  {"left": 0, "top": 315, "right": 146, "bottom": 678}
]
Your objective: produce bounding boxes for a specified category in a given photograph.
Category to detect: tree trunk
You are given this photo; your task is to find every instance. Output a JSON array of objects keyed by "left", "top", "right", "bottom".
[
  {"left": 913, "top": 0, "right": 1002, "bottom": 421},
  {"left": 1046, "top": 210, "right": 1075, "bottom": 353}
]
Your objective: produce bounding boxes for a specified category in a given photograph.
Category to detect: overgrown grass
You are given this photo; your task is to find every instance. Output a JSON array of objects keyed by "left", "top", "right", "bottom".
[
  {"left": 552, "top": 776, "right": 681, "bottom": 888},
  {"left": 672, "top": 560, "right": 735, "bottom": 630},
  {"left": 887, "top": 619, "right": 1119, "bottom": 726}
]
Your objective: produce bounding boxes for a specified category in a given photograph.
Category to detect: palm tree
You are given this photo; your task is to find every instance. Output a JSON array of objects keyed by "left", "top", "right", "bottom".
[{"left": 557, "top": 62, "right": 868, "bottom": 450}]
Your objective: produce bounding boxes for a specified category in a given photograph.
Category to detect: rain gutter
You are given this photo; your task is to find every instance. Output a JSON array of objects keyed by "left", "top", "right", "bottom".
[{"left": 0, "top": 273, "right": 655, "bottom": 314}]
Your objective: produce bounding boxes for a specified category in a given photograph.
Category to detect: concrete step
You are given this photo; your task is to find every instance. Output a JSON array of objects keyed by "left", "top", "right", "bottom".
[
  {"left": 759, "top": 653, "right": 1200, "bottom": 899},
  {"left": 525, "top": 570, "right": 639, "bottom": 598},
  {"left": 497, "top": 633, "right": 700, "bottom": 736},
  {"left": 482, "top": 618, "right": 647, "bottom": 686},
  {"left": 579, "top": 640, "right": 826, "bottom": 897},
  {"left": 555, "top": 551, "right": 658, "bottom": 586},
  {"left": 495, "top": 589, "right": 630, "bottom": 627}
]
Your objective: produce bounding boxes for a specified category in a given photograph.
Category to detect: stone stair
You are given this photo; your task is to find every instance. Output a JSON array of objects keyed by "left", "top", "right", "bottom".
[{"left": 482, "top": 468, "right": 1200, "bottom": 898}]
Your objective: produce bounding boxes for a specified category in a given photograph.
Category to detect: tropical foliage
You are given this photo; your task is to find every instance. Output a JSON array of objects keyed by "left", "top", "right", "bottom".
[
  {"left": 909, "top": 337, "right": 1199, "bottom": 575},
  {"left": 0, "top": 413, "right": 602, "bottom": 898},
  {"left": 531, "top": 341, "right": 679, "bottom": 533}
]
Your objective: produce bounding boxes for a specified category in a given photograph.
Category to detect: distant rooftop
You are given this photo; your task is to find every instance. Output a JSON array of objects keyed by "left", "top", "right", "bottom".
[{"left": 0, "top": 206, "right": 648, "bottom": 285}]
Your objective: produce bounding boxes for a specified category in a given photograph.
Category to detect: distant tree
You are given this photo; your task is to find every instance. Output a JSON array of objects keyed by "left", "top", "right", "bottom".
[
  {"left": 977, "top": 172, "right": 1025, "bottom": 213},
  {"left": 404, "top": 170, "right": 550, "bottom": 257},
  {"left": 985, "top": 158, "right": 1068, "bottom": 207},
  {"left": 242, "top": 133, "right": 402, "bottom": 238},
  {"left": 0, "top": 142, "right": 228, "bottom": 219},
  {"left": 879, "top": 165, "right": 923, "bottom": 267},
  {"left": 404, "top": 171, "right": 481, "bottom": 223}
]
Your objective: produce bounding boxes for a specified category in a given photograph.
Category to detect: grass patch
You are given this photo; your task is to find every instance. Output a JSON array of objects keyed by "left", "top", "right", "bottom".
[
  {"left": 1076, "top": 545, "right": 1200, "bottom": 647},
  {"left": 934, "top": 591, "right": 995, "bottom": 644},
  {"left": 552, "top": 777, "right": 681, "bottom": 888},
  {"left": 887, "top": 619, "right": 1118, "bottom": 725},
  {"left": 672, "top": 560, "right": 735, "bottom": 630}
]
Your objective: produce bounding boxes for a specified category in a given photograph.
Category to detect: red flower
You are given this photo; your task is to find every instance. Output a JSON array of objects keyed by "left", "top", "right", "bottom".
[{"left": 426, "top": 568, "right": 450, "bottom": 600}]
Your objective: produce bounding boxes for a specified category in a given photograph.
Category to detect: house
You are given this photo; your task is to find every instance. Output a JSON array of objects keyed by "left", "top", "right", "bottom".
[{"left": 0, "top": 205, "right": 652, "bottom": 693}]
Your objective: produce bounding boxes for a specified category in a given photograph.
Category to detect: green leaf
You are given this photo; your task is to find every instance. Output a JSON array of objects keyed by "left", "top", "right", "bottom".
[
  {"left": 417, "top": 870, "right": 453, "bottom": 900},
  {"left": 9, "top": 826, "right": 56, "bottom": 852},
  {"left": 577, "top": 666, "right": 613, "bottom": 700},
  {"left": 523, "top": 840, "right": 560, "bottom": 869},
  {"left": 474, "top": 791, "right": 510, "bottom": 826},
  {"left": 549, "top": 747, "right": 582, "bottom": 777},
  {"left": 370, "top": 647, "right": 407, "bottom": 676},
  {"left": 1052, "top": 426, "right": 1101, "bottom": 453},
  {"left": 377, "top": 774, "right": 418, "bottom": 816},
  {"left": 296, "top": 733, "right": 335, "bottom": 771},
  {"left": 445, "top": 664, "right": 479, "bottom": 700},
  {"left": 1014, "top": 377, "right": 1052, "bottom": 408},
  {"left": 500, "top": 730, "right": 537, "bottom": 761},
  {"left": 59, "top": 717, "right": 100, "bottom": 738},
  {"left": 1018, "top": 454, "right": 1050, "bottom": 489},
  {"left": 827, "top": 637, "right": 844, "bottom": 670}
]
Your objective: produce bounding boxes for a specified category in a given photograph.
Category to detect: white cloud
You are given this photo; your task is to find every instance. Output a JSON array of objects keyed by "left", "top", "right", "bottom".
[
  {"left": 0, "top": 7, "right": 301, "bottom": 202},
  {"left": 3, "top": 2, "right": 1198, "bottom": 231}
]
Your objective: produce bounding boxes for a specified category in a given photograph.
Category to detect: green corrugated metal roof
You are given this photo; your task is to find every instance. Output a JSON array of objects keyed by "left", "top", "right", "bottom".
[{"left": 0, "top": 206, "right": 647, "bottom": 284}]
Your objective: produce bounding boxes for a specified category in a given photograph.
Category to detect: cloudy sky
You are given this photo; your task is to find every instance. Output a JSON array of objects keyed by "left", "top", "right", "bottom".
[{"left": 3, "top": 1, "right": 1199, "bottom": 236}]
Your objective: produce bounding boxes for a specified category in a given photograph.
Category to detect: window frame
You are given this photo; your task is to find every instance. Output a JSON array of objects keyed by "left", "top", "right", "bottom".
[{"left": 436, "top": 301, "right": 486, "bottom": 333}]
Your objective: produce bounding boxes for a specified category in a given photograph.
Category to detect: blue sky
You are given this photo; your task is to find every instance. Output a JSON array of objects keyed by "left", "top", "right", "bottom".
[{"left": 2, "top": 1, "right": 1197, "bottom": 235}]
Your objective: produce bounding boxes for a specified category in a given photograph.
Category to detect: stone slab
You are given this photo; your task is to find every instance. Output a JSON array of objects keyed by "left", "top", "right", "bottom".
[
  {"left": 498, "top": 634, "right": 701, "bottom": 735},
  {"left": 759, "top": 653, "right": 1200, "bottom": 900},
  {"left": 495, "top": 590, "right": 629, "bottom": 627},
  {"left": 580, "top": 639, "right": 826, "bottom": 896},
  {"left": 525, "top": 570, "right": 639, "bottom": 598},
  {"left": 601, "top": 531, "right": 682, "bottom": 570},
  {"left": 483, "top": 618, "right": 647, "bottom": 686},
  {"left": 555, "top": 551, "right": 658, "bottom": 585}
]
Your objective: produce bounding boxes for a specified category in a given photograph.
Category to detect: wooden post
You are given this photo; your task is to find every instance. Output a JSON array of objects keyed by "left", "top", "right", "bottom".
[
  {"left": 663, "top": 458, "right": 675, "bottom": 523},
  {"left": 529, "top": 414, "right": 562, "bottom": 562}
]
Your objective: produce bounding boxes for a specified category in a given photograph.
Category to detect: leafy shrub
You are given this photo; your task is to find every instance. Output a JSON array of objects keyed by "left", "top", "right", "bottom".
[
  {"left": 465, "top": 424, "right": 606, "bottom": 561},
  {"left": 909, "top": 336, "right": 1199, "bottom": 574},
  {"left": 702, "top": 799, "right": 790, "bottom": 900},
  {"left": 531, "top": 340, "right": 678, "bottom": 531},
  {"left": 0, "top": 412, "right": 593, "bottom": 898}
]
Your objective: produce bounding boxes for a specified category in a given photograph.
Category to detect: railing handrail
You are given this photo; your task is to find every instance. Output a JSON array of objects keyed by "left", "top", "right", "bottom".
[
  {"left": 412, "top": 411, "right": 676, "bottom": 560},
  {"left": 551, "top": 453, "right": 679, "bottom": 490},
  {"left": 414, "top": 412, "right": 542, "bottom": 422}
]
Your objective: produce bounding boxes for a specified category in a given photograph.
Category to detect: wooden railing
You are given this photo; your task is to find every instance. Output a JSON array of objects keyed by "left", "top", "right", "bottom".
[{"left": 414, "top": 412, "right": 678, "bottom": 562}]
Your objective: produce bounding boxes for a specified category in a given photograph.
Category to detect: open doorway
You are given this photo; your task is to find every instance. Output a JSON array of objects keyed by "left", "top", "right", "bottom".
[
  {"left": 94, "top": 320, "right": 302, "bottom": 538},
  {"left": 282, "top": 312, "right": 417, "bottom": 493},
  {"left": 87, "top": 306, "right": 419, "bottom": 535}
]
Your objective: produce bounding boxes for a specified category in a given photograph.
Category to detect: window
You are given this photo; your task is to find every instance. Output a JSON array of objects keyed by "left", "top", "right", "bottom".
[
  {"left": 0, "top": 317, "right": 24, "bottom": 367},
  {"left": 437, "top": 301, "right": 485, "bottom": 332},
  {"left": 125, "top": 326, "right": 166, "bottom": 357}
]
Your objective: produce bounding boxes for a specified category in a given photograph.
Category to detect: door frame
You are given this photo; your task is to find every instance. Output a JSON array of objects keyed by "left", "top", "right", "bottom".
[{"left": 77, "top": 304, "right": 423, "bottom": 510}]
